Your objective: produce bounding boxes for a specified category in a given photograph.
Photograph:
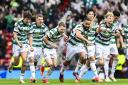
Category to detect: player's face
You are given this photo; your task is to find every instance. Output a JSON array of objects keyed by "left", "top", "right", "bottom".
[
  {"left": 36, "top": 17, "right": 44, "bottom": 26},
  {"left": 106, "top": 15, "right": 114, "bottom": 24},
  {"left": 114, "top": 16, "right": 119, "bottom": 21},
  {"left": 23, "top": 18, "right": 31, "bottom": 24},
  {"left": 83, "top": 20, "right": 91, "bottom": 28},
  {"left": 58, "top": 26, "right": 66, "bottom": 34},
  {"left": 87, "top": 11, "right": 95, "bottom": 20}
]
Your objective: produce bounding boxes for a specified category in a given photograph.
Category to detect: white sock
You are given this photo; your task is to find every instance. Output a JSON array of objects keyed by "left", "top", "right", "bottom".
[
  {"left": 104, "top": 59, "right": 109, "bottom": 78},
  {"left": 111, "top": 59, "right": 118, "bottom": 77},
  {"left": 90, "top": 61, "right": 98, "bottom": 76},
  {"left": 20, "top": 73, "right": 25, "bottom": 80},
  {"left": 79, "top": 65, "right": 89, "bottom": 78},
  {"left": 60, "top": 64, "right": 67, "bottom": 75},
  {"left": 97, "top": 66, "right": 103, "bottom": 74},
  {"left": 74, "top": 60, "right": 82, "bottom": 73},
  {"left": 29, "top": 63, "right": 36, "bottom": 79}
]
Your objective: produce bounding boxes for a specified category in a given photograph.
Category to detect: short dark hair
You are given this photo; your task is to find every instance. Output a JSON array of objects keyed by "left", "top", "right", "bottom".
[
  {"left": 113, "top": 10, "right": 120, "bottom": 17},
  {"left": 23, "top": 11, "right": 32, "bottom": 19},
  {"left": 58, "top": 22, "right": 66, "bottom": 27},
  {"left": 86, "top": 9, "right": 95, "bottom": 15},
  {"left": 82, "top": 18, "right": 91, "bottom": 28},
  {"left": 36, "top": 14, "right": 43, "bottom": 18}
]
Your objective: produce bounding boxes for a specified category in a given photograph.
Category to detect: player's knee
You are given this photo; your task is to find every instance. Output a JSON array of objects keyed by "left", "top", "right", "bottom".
[
  {"left": 89, "top": 56, "right": 95, "bottom": 61},
  {"left": 63, "top": 61, "right": 70, "bottom": 66},
  {"left": 13, "top": 58, "right": 19, "bottom": 66},
  {"left": 111, "top": 54, "right": 118, "bottom": 58},
  {"left": 80, "top": 59, "right": 86, "bottom": 64},
  {"left": 22, "top": 60, "right": 28, "bottom": 66},
  {"left": 96, "top": 58, "right": 104, "bottom": 66},
  {"left": 13, "top": 59, "right": 19, "bottom": 65},
  {"left": 47, "top": 62, "right": 53, "bottom": 67},
  {"left": 14, "top": 61, "right": 19, "bottom": 66},
  {"left": 79, "top": 55, "right": 86, "bottom": 62},
  {"left": 113, "top": 57, "right": 118, "bottom": 62},
  {"left": 29, "top": 57, "right": 34, "bottom": 63},
  {"left": 79, "top": 55, "right": 86, "bottom": 64},
  {"left": 79, "top": 52, "right": 86, "bottom": 59},
  {"left": 45, "top": 60, "right": 52, "bottom": 67}
]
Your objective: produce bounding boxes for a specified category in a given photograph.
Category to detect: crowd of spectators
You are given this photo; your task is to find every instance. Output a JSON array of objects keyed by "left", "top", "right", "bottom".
[{"left": 0, "top": 0, "right": 128, "bottom": 71}]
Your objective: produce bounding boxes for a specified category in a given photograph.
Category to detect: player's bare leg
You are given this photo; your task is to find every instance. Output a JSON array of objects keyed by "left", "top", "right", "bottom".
[
  {"left": 74, "top": 52, "right": 86, "bottom": 83},
  {"left": 89, "top": 56, "right": 103, "bottom": 83},
  {"left": 110, "top": 54, "right": 118, "bottom": 82},
  {"left": 8, "top": 57, "right": 19, "bottom": 73},
  {"left": 29, "top": 52, "right": 36, "bottom": 83},
  {"left": 19, "top": 51, "right": 27, "bottom": 84},
  {"left": 59, "top": 61, "right": 70, "bottom": 83}
]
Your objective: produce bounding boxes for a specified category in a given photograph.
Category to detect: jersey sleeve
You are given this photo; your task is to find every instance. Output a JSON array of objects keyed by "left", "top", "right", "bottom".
[
  {"left": 29, "top": 25, "right": 34, "bottom": 34},
  {"left": 123, "top": 26, "right": 128, "bottom": 35},
  {"left": 73, "top": 24, "right": 83, "bottom": 32},
  {"left": 45, "top": 29, "right": 54, "bottom": 39},
  {"left": 94, "top": 22, "right": 99, "bottom": 29},
  {"left": 44, "top": 26, "right": 49, "bottom": 34},
  {"left": 13, "top": 22, "right": 20, "bottom": 33}
]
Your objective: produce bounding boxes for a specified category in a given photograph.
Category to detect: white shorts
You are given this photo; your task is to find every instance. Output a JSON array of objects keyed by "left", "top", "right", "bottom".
[
  {"left": 66, "top": 43, "right": 87, "bottom": 61},
  {"left": 87, "top": 45, "right": 95, "bottom": 58},
  {"left": 109, "top": 44, "right": 118, "bottom": 55},
  {"left": 43, "top": 48, "right": 57, "bottom": 60},
  {"left": 95, "top": 43, "right": 110, "bottom": 59},
  {"left": 28, "top": 47, "right": 43, "bottom": 65},
  {"left": 12, "top": 44, "right": 29, "bottom": 57}
]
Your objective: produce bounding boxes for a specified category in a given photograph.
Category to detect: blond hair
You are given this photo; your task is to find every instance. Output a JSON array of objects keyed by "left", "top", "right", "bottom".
[{"left": 105, "top": 12, "right": 114, "bottom": 18}]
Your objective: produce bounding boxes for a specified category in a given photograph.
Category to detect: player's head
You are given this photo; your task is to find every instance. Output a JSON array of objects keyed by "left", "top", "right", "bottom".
[
  {"left": 23, "top": 11, "right": 32, "bottom": 24},
  {"left": 105, "top": 12, "right": 114, "bottom": 24},
  {"left": 58, "top": 22, "right": 66, "bottom": 34},
  {"left": 83, "top": 18, "right": 91, "bottom": 28},
  {"left": 113, "top": 10, "right": 120, "bottom": 21},
  {"left": 36, "top": 14, "right": 44, "bottom": 26},
  {"left": 86, "top": 9, "right": 95, "bottom": 21}
]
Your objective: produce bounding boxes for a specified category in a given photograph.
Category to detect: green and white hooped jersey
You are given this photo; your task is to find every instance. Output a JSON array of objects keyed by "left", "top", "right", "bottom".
[
  {"left": 43, "top": 27, "right": 63, "bottom": 48},
  {"left": 95, "top": 22, "right": 116, "bottom": 45},
  {"left": 68, "top": 23, "right": 97, "bottom": 46},
  {"left": 87, "top": 22, "right": 98, "bottom": 44},
  {"left": 31, "top": 22, "right": 49, "bottom": 47},
  {"left": 13, "top": 20, "right": 32, "bottom": 45},
  {"left": 110, "top": 36, "right": 116, "bottom": 44},
  {"left": 110, "top": 21, "right": 119, "bottom": 44},
  {"left": 123, "top": 25, "right": 128, "bottom": 47},
  {"left": 68, "top": 24, "right": 83, "bottom": 45}
]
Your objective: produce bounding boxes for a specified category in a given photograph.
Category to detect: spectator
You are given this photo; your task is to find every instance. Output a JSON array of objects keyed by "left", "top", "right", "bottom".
[
  {"left": 0, "top": 30, "right": 6, "bottom": 59},
  {"left": 0, "top": 12, "right": 6, "bottom": 31},
  {"left": 4, "top": 10, "right": 15, "bottom": 33}
]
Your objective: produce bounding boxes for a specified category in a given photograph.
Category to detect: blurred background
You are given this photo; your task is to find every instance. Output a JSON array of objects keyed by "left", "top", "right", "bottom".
[{"left": 0, "top": 0, "right": 128, "bottom": 78}]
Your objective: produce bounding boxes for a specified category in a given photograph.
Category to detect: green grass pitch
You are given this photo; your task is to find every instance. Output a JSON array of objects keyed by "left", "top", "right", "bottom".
[{"left": 0, "top": 79, "right": 128, "bottom": 85}]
